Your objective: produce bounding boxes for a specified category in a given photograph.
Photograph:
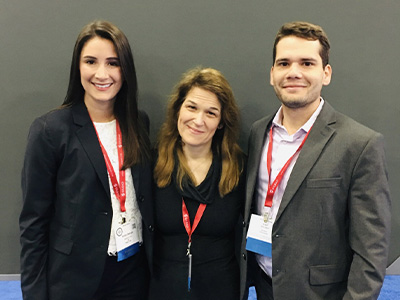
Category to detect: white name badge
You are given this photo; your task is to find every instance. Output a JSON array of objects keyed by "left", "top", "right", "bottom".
[
  {"left": 115, "top": 220, "right": 140, "bottom": 261},
  {"left": 246, "top": 213, "right": 273, "bottom": 257}
]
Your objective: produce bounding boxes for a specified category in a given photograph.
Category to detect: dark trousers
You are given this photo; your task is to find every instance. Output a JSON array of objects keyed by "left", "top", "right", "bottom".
[
  {"left": 92, "top": 249, "right": 149, "bottom": 300},
  {"left": 254, "top": 264, "right": 274, "bottom": 300}
]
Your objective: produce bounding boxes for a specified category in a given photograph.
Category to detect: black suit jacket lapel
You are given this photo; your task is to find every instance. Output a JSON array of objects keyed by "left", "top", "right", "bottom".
[
  {"left": 275, "top": 102, "right": 337, "bottom": 222},
  {"left": 71, "top": 102, "right": 111, "bottom": 198}
]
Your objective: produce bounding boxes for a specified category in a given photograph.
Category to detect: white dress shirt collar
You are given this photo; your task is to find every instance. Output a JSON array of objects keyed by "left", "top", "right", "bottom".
[{"left": 272, "top": 98, "right": 325, "bottom": 135}]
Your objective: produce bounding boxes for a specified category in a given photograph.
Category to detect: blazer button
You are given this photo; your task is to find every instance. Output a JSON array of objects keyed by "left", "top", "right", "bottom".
[
  {"left": 242, "top": 221, "right": 246, "bottom": 227},
  {"left": 148, "top": 225, "right": 154, "bottom": 232},
  {"left": 242, "top": 253, "right": 246, "bottom": 260},
  {"left": 138, "top": 195, "right": 145, "bottom": 202}
]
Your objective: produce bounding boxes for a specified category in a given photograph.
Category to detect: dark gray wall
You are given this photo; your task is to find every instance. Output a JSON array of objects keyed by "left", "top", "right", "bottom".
[{"left": 1, "top": 0, "right": 399, "bottom": 274}]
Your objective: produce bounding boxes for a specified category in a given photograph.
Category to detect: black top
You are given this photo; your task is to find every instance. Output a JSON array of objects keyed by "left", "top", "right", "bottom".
[{"left": 149, "top": 157, "right": 245, "bottom": 300}]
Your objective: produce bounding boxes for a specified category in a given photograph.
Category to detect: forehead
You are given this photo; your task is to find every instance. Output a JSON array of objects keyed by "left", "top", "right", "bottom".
[
  {"left": 275, "top": 36, "right": 322, "bottom": 61},
  {"left": 81, "top": 36, "right": 117, "bottom": 56},
  {"left": 184, "top": 87, "right": 221, "bottom": 108}
]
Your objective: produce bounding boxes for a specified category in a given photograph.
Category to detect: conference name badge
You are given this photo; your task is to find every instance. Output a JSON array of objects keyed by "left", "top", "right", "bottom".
[
  {"left": 246, "top": 213, "right": 272, "bottom": 257},
  {"left": 115, "top": 219, "right": 140, "bottom": 261}
]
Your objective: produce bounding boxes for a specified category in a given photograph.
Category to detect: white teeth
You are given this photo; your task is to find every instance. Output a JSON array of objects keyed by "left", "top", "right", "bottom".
[{"left": 94, "top": 83, "right": 112, "bottom": 88}]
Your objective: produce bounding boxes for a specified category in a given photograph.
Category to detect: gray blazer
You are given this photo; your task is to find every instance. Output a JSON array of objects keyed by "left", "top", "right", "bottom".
[{"left": 240, "top": 102, "right": 391, "bottom": 300}]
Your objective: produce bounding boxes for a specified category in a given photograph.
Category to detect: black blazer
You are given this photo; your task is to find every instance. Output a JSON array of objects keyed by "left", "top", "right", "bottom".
[{"left": 20, "top": 102, "right": 154, "bottom": 300}]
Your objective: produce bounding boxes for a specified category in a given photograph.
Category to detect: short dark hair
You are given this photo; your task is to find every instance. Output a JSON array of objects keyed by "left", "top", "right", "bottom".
[{"left": 273, "top": 21, "right": 330, "bottom": 67}]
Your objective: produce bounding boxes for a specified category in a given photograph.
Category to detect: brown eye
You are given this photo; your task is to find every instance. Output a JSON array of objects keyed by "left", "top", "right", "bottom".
[{"left": 108, "top": 60, "right": 120, "bottom": 67}]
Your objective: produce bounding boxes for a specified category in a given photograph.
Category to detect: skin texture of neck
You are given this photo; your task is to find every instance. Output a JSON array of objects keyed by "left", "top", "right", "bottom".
[
  {"left": 281, "top": 98, "right": 320, "bottom": 135},
  {"left": 85, "top": 98, "right": 116, "bottom": 122},
  {"left": 183, "top": 144, "right": 213, "bottom": 186}
]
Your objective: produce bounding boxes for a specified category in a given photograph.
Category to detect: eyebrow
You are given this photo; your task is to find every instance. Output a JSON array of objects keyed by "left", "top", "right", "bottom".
[
  {"left": 82, "top": 55, "right": 96, "bottom": 60},
  {"left": 208, "top": 106, "right": 221, "bottom": 112},
  {"left": 275, "top": 57, "right": 318, "bottom": 64},
  {"left": 185, "top": 99, "right": 221, "bottom": 112},
  {"left": 300, "top": 58, "right": 318, "bottom": 62},
  {"left": 81, "top": 55, "right": 119, "bottom": 60}
]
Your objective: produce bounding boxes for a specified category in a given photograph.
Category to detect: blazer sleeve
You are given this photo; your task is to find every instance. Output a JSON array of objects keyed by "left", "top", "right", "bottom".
[
  {"left": 344, "top": 132, "right": 391, "bottom": 300},
  {"left": 20, "top": 116, "right": 58, "bottom": 300}
]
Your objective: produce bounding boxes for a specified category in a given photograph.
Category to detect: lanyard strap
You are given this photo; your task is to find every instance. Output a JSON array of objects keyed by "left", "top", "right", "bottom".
[
  {"left": 182, "top": 198, "right": 206, "bottom": 292},
  {"left": 264, "top": 125, "right": 312, "bottom": 207},
  {"left": 92, "top": 118, "right": 126, "bottom": 212},
  {"left": 182, "top": 198, "right": 206, "bottom": 244}
]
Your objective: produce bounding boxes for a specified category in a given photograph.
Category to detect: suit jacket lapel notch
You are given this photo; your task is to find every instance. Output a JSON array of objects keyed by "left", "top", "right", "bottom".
[
  {"left": 72, "top": 102, "right": 111, "bottom": 198},
  {"left": 275, "top": 102, "right": 337, "bottom": 222}
]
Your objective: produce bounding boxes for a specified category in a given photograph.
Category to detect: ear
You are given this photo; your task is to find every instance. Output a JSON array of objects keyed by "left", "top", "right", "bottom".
[
  {"left": 218, "top": 123, "right": 224, "bottom": 129},
  {"left": 322, "top": 64, "right": 332, "bottom": 86},
  {"left": 269, "top": 66, "right": 274, "bottom": 86}
]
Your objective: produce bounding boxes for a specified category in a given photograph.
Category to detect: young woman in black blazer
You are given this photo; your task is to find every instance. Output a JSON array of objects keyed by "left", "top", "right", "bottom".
[{"left": 19, "top": 20, "right": 154, "bottom": 300}]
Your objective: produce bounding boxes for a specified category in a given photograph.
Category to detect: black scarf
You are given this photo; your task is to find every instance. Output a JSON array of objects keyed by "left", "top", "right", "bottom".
[{"left": 177, "top": 155, "right": 221, "bottom": 204}]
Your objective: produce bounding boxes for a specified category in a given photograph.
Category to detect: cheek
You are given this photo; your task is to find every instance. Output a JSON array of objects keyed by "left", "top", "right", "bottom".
[
  {"left": 209, "top": 120, "right": 221, "bottom": 134},
  {"left": 79, "top": 69, "right": 85, "bottom": 82},
  {"left": 80, "top": 67, "right": 92, "bottom": 88},
  {"left": 79, "top": 63, "right": 88, "bottom": 77},
  {"left": 116, "top": 71, "right": 123, "bottom": 84},
  {"left": 177, "top": 114, "right": 184, "bottom": 136},
  {"left": 79, "top": 70, "right": 89, "bottom": 88}
]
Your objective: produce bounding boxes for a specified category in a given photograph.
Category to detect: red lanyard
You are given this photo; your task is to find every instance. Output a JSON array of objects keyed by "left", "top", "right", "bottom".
[
  {"left": 182, "top": 198, "right": 206, "bottom": 292},
  {"left": 182, "top": 198, "right": 206, "bottom": 247},
  {"left": 264, "top": 126, "right": 312, "bottom": 207},
  {"left": 92, "top": 119, "right": 126, "bottom": 212}
]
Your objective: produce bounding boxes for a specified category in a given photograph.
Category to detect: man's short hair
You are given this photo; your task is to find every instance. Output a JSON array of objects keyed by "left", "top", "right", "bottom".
[{"left": 273, "top": 21, "right": 330, "bottom": 67}]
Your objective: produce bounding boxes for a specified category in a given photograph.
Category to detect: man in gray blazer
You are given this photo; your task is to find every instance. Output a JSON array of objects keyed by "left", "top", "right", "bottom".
[{"left": 240, "top": 21, "right": 391, "bottom": 300}]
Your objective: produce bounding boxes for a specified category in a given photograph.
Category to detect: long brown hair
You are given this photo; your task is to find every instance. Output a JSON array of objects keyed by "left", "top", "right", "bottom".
[
  {"left": 154, "top": 67, "right": 243, "bottom": 197},
  {"left": 62, "top": 20, "right": 150, "bottom": 167}
]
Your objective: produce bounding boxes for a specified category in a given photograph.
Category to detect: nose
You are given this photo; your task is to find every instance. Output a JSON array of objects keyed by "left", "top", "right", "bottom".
[
  {"left": 95, "top": 64, "right": 108, "bottom": 79},
  {"left": 286, "top": 63, "right": 302, "bottom": 79},
  {"left": 193, "top": 112, "right": 205, "bottom": 126}
]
